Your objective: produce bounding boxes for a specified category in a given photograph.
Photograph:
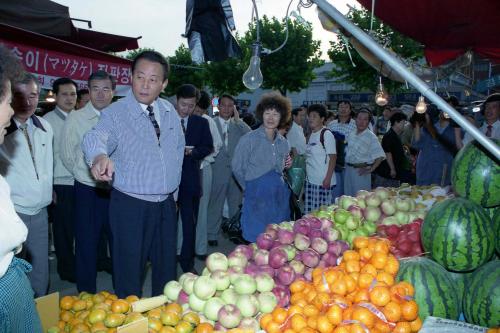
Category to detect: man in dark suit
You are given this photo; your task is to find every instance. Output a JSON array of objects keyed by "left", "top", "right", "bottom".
[{"left": 176, "top": 84, "right": 213, "bottom": 273}]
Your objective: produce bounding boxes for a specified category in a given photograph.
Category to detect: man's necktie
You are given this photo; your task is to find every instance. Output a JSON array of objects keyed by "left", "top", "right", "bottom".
[
  {"left": 486, "top": 125, "right": 492, "bottom": 137},
  {"left": 147, "top": 105, "right": 160, "bottom": 140},
  {"left": 181, "top": 118, "right": 186, "bottom": 134},
  {"left": 223, "top": 121, "right": 229, "bottom": 148},
  {"left": 19, "top": 123, "right": 39, "bottom": 179}
]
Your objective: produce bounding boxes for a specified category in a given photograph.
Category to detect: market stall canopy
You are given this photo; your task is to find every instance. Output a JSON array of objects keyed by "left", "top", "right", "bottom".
[
  {"left": 0, "top": 23, "right": 132, "bottom": 95},
  {"left": 0, "top": 0, "right": 140, "bottom": 52},
  {"left": 357, "top": 0, "right": 500, "bottom": 66}
]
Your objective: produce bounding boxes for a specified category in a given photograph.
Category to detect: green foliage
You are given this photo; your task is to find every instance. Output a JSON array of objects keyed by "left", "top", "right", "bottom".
[
  {"left": 327, "top": 8, "right": 423, "bottom": 92},
  {"left": 240, "top": 16, "right": 323, "bottom": 95},
  {"left": 164, "top": 44, "right": 204, "bottom": 96},
  {"left": 202, "top": 55, "right": 245, "bottom": 96}
]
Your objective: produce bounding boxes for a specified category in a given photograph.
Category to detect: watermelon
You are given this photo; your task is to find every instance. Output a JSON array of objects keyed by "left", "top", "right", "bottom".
[
  {"left": 451, "top": 139, "right": 500, "bottom": 208},
  {"left": 447, "top": 270, "right": 474, "bottom": 314},
  {"left": 463, "top": 260, "right": 500, "bottom": 327},
  {"left": 397, "top": 257, "right": 460, "bottom": 322},
  {"left": 421, "top": 197, "right": 495, "bottom": 272}
]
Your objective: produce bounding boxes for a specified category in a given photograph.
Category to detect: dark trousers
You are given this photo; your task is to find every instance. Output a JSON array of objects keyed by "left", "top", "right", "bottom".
[
  {"left": 178, "top": 195, "right": 200, "bottom": 272},
  {"left": 74, "top": 181, "right": 112, "bottom": 293},
  {"left": 52, "top": 184, "right": 75, "bottom": 280},
  {"left": 109, "top": 189, "right": 177, "bottom": 298}
]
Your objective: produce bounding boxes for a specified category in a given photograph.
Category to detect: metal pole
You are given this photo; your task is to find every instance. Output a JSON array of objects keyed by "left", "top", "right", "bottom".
[{"left": 311, "top": 0, "right": 500, "bottom": 159}]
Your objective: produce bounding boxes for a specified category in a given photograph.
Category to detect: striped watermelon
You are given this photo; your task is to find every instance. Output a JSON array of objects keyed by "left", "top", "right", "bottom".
[
  {"left": 463, "top": 260, "right": 500, "bottom": 327},
  {"left": 447, "top": 270, "right": 474, "bottom": 314},
  {"left": 421, "top": 197, "right": 495, "bottom": 272},
  {"left": 397, "top": 257, "right": 460, "bottom": 322},
  {"left": 451, "top": 139, "right": 500, "bottom": 207}
]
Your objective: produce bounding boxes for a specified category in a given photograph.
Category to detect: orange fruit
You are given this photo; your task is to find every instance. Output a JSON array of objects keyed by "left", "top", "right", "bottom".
[
  {"left": 60, "top": 310, "right": 74, "bottom": 322},
  {"left": 343, "top": 250, "right": 360, "bottom": 261},
  {"left": 304, "top": 304, "right": 320, "bottom": 317},
  {"left": 374, "top": 240, "right": 390, "bottom": 254},
  {"left": 383, "top": 301, "right": 402, "bottom": 322},
  {"left": 195, "top": 322, "right": 214, "bottom": 333},
  {"left": 353, "top": 289, "right": 370, "bottom": 303},
  {"left": 410, "top": 317, "right": 423, "bottom": 332},
  {"left": 342, "top": 306, "right": 353, "bottom": 321},
  {"left": 393, "top": 321, "right": 412, "bottom": 333},
  {"left": 294, "top": 298, "right": 308, "bottom": 308},
  {"left": 107, "top": 294, "right": 118, "bottom": 301},
  {"left": 369, "top": 286, "right": 391, "bottom": 307},
  {"left": 353, "top": 236, "right": 369, "bottom": 249},
  {"left": 401, "top": 300, "right": 419, "bottom": 321},
  {"left": 376, "top": 271, "right": 395, "bottom": 286},
  {"left": 283, "top": 329, "right": 296, "bottom": 333},
  {"left": 330, "top": 278, "right": 347, "bottom": 296},
  {"left": 326, "top": 304, "right": 343, "bottom": 325},
  {"left": 90, "top": 322, "right": 107, "bottom": 332},
  {"left": 344, "top": 275, "right": 357, "bottom": 293},
  {"left": 290, "top": 314, "right": 307, "bottom": 331},
  {"left": 370, "top": 252, "right": 388, "bottom": 269},
  {"left": 164, "top": 302, "right": 182, "bottom": 314},
  {"left": 159, "top": 326, "right": 176, "bottom": 333},
  {"left": 125, "top": 295, "right": 139, "bottom": 304},
  {"left": 345, "top": 260, "right": 361, "bottom": 273},
  {"left": 272, "top": 307, "right": 288, "bottom": 324},
  {"left": 313, "top": 292, "right": 331, "bottom": 311},
  {"left": 306, "top": 289, "right": 318, "bottom": 303},
  {"left": 350, "top": 323, "right": 368, "bottom": 333},
  {"left": 147, "top": 307, "right": 162, "bottom": 320},
  {"left": 384, "top": 255, "right": 400, "bottom": 275},
  {"left": 259, "top": 313, "right": 273, "bottom": 330},
  {"left": 352, "top": 307, "right": 376, "bottom": 328},
  {"left": 316, "top": 315, "right": 333, "bottom": 333},
  {"left": 290, "top": 292, "right": 305, "bottom": 305},
  {"left": 72, "top": 299, "right": 87, "bottom": 312},
  {"left": 60, "top": 296, "right": 75, "bottom": 310},
  {"left": 290, "top": 279, "right": 307, "bottom": 294},
  {"left": 374, "top": 320, "right": 392, "bottom": 333},
  {"left": 358, "top": 273, "right": 375, "bottom": 289},
  {"left": 307, "top": 315, "right": 318, "bottom": 330},
  {"left": 287, "top": 305, "right": 304, "bottom": 316},
  {"left": 359, "top": 247, "right": 373, "bottom": 261},
  {"left": 302, "top": 328, "right": 317, "bottom": 333},
  {"left": 360, "top": 263, "right": 377, "bottom": 277},
  {"left": 333, "top": 327, "right": 350, "bottom": 333},
  {"left": 111, "top": 299, "right": 129, "bottom": 314}
]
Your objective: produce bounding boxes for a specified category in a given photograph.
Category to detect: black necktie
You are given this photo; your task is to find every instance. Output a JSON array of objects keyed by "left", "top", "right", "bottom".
[
  {"left": 181, "top": 118, "right": 186, "bottom": 134},
  {"left": 147, "top": 105, "right": 160, "bottom": 140}
]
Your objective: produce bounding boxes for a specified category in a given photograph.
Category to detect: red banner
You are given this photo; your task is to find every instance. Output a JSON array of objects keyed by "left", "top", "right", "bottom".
[{"left": 1, "top": 36, "right": 132, "bottom": 95}]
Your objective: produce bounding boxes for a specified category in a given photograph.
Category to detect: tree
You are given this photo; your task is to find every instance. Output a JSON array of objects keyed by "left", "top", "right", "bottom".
[
  {"left": 125, "top": 45, "right": 204, "bottom": 97},
  {"left": 240, "top": 16, "right": 323, "bottom": 95},
  {"left": 203, "top": 56, "right": 246, "bottom": 96},
  {"left": 327, "top": 8, "right": 423, "bottom": 93}
]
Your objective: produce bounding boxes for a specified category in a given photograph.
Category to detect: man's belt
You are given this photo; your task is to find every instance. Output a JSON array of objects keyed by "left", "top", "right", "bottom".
[{"left": 346, "top": 162, "right": 372, "bottom": 168}]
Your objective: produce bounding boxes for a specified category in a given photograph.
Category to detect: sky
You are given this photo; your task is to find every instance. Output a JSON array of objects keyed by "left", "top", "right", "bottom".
[{"left": 54, "top": 0, "right": 361, "bottom": 60}]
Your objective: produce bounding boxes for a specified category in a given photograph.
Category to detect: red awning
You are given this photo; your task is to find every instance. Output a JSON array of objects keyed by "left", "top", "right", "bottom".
[
  {"left": 0, "top": 0, "right": 139, "bottom": 52},
  {"left": 0, "top": 23, "right": 132, "bottom": 95},
  {"left": 357, "top": 0, "right": 500, "bottom": 66}
]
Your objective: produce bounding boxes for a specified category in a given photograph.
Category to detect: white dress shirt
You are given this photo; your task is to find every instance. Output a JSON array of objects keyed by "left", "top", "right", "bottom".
[
  {"left": 201, "top": 114, "right": 222, "bottom": 169},
  {"left": 0, "top": 175, "right": 28, "bottom": 278},
  {"left": 218, "top": 116, "right": 230, "bottom": 147},
  {"left": 345, "top": 128, "right": 385, "bottom": 164}
]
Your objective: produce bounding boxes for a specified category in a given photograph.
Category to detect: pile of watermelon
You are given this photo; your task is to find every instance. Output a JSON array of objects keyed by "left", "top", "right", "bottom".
[{"left": 395, "top": 140, "right": 499, "bottom": 328}]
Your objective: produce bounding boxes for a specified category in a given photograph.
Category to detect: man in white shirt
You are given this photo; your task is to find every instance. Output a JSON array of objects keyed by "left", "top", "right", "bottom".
[
  {"left": 328, "top": 100, "right": 356, "bottom": 199},
  {"left": 287, "top": 107, "right": 307, "bottom": 156},
  {"left": 192, "top": 91, "right": 222, "bottom": 259},
  {"left": 43, "top": 77, "right": 77, "bottom": 282},
  {"left": 479, "top": 93, "right": 500, "bottom": 140},
  {"left": 60, "top": 71, "right": 114, "bottom": 293},
  {"left": 0, "top": 73, "right": 53, "bottom": 296},
  {"left": 344, "top": 108, "right": 385, "bottom": 196}
]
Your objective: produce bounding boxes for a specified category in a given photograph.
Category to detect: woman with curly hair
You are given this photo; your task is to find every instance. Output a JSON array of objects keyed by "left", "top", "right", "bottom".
[
  {"left": 0, "top": 44, "right": 43, "bottom": 332},
  {"left": 232, "top": 92, "right": 293, "bottom": 242}
]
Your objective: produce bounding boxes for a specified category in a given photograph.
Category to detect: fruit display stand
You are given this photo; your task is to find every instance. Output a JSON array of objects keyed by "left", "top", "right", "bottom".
[{"left": 36, "top": 292, "right": 148, "bottom": 333}]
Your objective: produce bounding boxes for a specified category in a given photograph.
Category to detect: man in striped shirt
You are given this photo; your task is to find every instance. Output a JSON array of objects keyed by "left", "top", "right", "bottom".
[{"left": 82, "top": 51, "right": 185, "bottom": 298}]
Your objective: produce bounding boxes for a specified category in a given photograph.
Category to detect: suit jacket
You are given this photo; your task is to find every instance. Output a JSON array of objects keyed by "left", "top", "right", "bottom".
[
  {"left": 212, "top": 117, "right": 251, "bottom": 183},
  {"left": 179, "top": 114, "right": 213, "bottom": 198}
]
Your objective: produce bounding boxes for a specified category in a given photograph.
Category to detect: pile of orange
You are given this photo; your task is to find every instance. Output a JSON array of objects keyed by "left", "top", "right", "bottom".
[
  {"left": 260, "top": 237, "right": 423, "bottom": 333},
  {"left": 49, "top": 291, "right": 214, "bottom": 333}
]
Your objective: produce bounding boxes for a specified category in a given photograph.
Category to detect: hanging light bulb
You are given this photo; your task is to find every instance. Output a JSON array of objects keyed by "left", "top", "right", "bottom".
[
  {"left": 374, "top": 76, "right": 389, "bottom": 106},
  {"left": 242, "top": 43, "right": 263, "bottom": 90},
  {"left": 415, "top": 95, "right": 427, "bottom": 114},
  {"left": 45, "top": 90, "right": 55, "bottom": 103}
]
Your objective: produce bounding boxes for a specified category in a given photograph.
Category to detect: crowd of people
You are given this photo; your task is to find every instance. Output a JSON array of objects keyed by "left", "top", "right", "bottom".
[{"left": 0, "top": 46, "right": 499, "bottom": 331}]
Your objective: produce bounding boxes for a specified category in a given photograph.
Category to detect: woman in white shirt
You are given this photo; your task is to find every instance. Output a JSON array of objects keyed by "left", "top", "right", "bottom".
[
  {"left": 0, "top": 45, "right": 42, "bottom": 332},
  {"left": 305, "top": 104, "right": 337, "bottom": 214}
]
